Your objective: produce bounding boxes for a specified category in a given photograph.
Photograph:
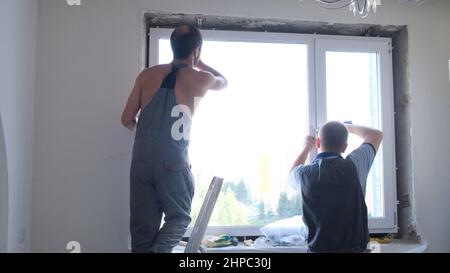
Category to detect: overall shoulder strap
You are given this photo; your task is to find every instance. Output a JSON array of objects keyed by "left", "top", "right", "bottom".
[{"left": 160, "top": 63, "right": 188, "bottom": 89}]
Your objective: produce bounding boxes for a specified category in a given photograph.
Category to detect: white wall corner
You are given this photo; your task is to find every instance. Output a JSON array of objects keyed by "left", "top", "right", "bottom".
[{"left": 0, "top": 114, "right": 9, "bottom": 252}]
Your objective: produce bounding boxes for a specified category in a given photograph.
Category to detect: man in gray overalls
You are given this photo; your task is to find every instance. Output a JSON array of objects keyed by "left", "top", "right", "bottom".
[{"left": 121, "top": 26, "right": 227, "bottom": 253}]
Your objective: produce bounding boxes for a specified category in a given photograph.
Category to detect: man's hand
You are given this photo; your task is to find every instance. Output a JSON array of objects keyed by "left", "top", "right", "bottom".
[
  {"left": 291, "top": 135, "right": 316, "bottom": 173},
  {"left": 195, "top": 60, "right": 207, "bottom": 71},
  {"left": 303, "top": 135, "right": 316, "bottom": 152}
]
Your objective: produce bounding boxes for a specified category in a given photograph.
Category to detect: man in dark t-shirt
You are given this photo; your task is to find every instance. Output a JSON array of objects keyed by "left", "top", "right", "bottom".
[{"left": 290, "top": 121, "right": 383, "bottom": 253}]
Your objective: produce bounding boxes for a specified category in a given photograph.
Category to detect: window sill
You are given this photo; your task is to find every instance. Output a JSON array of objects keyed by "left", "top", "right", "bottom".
[{"left": 174, "top": 240, "right": 427, "bottom": 253}]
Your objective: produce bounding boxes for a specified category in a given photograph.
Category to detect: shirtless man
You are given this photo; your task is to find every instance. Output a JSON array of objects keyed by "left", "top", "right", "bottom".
[{"left": 121, "top": 25, "right": 227, "bottom": 253}]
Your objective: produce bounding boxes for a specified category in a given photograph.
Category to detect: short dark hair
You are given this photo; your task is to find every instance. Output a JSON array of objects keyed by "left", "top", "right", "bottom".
[
  {"left": 319, "top": 121, "right": 348, "bottom": 152},
  {"left": 170, "top": 25, "right": 203, "bottom": 60}
]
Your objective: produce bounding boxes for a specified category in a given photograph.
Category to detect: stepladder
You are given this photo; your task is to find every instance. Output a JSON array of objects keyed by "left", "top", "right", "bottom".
[{"left": 185, "top": 176, "right": 224, "bottom": 253}]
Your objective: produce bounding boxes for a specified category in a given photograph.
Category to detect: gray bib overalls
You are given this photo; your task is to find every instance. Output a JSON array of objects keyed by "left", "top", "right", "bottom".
[{"left": 130, "top": 63, "right": 195, "bottom": 253}]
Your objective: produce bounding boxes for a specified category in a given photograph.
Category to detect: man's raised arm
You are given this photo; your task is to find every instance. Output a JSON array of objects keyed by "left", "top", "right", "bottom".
[
  {"left": 195, "top": 60, "right": 228, "bottom": 91},
  {"left": 345, "top": 123, "right": 384, "bottom": 152},
  {"left": 290, "top": 135, "right": 315, "bottom": 173}
]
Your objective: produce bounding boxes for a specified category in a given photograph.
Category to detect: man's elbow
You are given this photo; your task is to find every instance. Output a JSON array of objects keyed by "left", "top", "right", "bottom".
[
  {"left": 121, "top": 120, "right": 129, "bottom": 129},
  {"left": 369, "top": 130, "right": 384, "bottom": 151},
  {"left": 214, "top": 77, "right": 228, "bottom": 91},
  {"left": 221, "top": 78, "right": 228, "bottom": 90},
  {"left": 121, "top": 115, "right": 133, "bottom": 128},
  {"left": 375, "top": 130, "right": 384, "bottom": 142}
]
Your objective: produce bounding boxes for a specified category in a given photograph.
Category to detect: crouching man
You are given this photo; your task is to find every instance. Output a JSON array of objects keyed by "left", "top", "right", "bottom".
[{"left": 290, "top": 121, "right": 383, "bottom": 253}]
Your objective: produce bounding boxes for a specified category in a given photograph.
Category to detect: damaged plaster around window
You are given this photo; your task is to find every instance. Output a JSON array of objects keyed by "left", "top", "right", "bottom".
[
  {"left": 142, "top": 12, "right": 419, "bottom": 242},
  {"left": 390, "top": 28, "right": 420, "bottom": 243}
]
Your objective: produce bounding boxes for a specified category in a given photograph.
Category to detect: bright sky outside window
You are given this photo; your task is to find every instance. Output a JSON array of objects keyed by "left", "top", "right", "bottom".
[{"left": 325, "top": 51, "right": 384, "bottom": 218}]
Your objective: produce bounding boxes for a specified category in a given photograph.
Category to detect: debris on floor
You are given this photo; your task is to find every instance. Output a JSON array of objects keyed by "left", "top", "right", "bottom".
[
  {"left": 243, "top": 239, "right": 254, "bottom": 247},
  {"left": 370, "top": 234, "right": 394, "bottom": 244},
  {"left": 201, "top": 235, "right": 239, "bottom": 248}
]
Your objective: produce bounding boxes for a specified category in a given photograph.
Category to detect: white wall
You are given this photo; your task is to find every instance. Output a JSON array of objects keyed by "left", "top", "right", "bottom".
[
  {"left": 0, "top": 0, "right": 38, "bottom": 252},
  {"left": 33, "top": 0, "right": 450, "bottom": 252}
]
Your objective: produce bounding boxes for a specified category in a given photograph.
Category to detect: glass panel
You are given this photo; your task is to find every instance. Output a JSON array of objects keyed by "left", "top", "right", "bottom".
[
  {"left": 325, "top": 51, "right": 384, "bottom": 218},
  {"left": 159, "top": 39, "right": 309, "bottom": 226}
]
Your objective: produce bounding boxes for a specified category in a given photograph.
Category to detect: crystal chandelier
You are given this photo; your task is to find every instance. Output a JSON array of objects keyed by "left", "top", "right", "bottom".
[{"left": 314, "top": 0, "right": 381, "bottom": 18}]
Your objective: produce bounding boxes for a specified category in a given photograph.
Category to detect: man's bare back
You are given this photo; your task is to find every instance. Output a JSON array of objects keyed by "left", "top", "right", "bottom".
[
  {"left": 138, "top": 64, "right": 214, "bottom": 114},
  {"left": 122, "top": 61, "right": 227, "bottom": 130}
]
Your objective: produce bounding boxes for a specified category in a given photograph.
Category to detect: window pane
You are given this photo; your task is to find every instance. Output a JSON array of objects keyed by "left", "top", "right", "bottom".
[
  {"left": 325, "top": 51, "right": 384, "bottom": 218},
  {"left": 158, "top": 39, "right": 309, "bottom": 226}
]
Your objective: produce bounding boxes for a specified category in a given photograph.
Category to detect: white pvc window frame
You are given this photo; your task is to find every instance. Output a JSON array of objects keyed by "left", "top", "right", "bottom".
[
  {"left": 148, "top": 28, "right": 398, "bottom": 235},
  {"left": 315, "top": 38, "right": 397, "bottom": 232}
]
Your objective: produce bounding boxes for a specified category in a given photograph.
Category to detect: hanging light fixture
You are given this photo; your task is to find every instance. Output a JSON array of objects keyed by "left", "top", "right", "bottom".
[
  {"left": 349, "top": 0, "right": 380, "bottom": 18},
  {"left": 314, "top": 0, "right": 381, "bottom": 18},
  {"left": 311, "top": 0, "right": 426, "bottom": 18}
]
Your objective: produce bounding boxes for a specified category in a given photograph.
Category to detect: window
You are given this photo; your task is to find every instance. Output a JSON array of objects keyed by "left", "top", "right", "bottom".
[
  {"left": 315, "top": 39, "right": 397, "bottom": 231},
  {"left": 149, "top": 29, "right": 397, "bottom": 235}
]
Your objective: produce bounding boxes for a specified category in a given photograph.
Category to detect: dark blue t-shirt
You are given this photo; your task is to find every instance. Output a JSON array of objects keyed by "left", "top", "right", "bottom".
[{"left": 290, "top": 144, "right": 377, "bottom": 252}]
